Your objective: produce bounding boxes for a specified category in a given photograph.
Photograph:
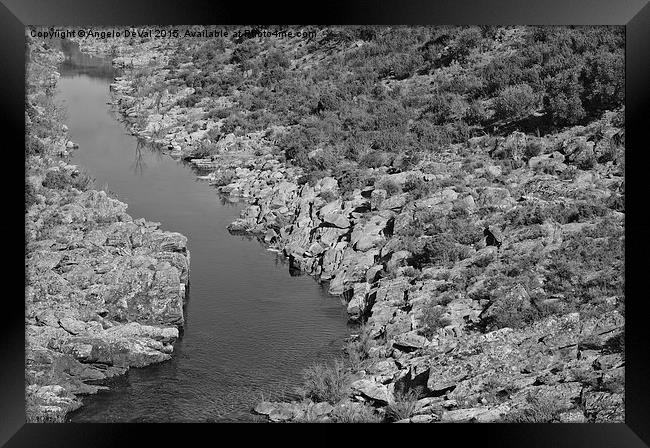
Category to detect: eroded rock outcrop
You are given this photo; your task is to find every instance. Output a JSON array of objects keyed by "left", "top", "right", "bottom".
[{"left": 25, "top": 37, "right": 190, "bottom": 422}]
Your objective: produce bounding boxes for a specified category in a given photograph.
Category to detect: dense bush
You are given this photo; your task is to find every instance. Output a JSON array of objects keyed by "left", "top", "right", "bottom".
[
  {"left": 524, "top": 141, "right": 544, "bottom": 159},
  {"left": 411, "top": 233, "right": 473, "bottom": 268},
  {"left": 25, "top": 182, "right": 37, "bottom": 211},
  {"left": 483, "top": 288, "right": 540, "bottom": 330},
  {"left": 42, "top": 170, "right": 93, "bottom": 191},
  {"left": 212, "top": 171, "right": 235, "bottom": 187},
  {"left": 171, "top": 25, "right": 622, "bottom": 179},
  {"left": 229, "top": 39, "right": 260, "bottom": 68},
  {"left": 494, "top": 84, "right": 539, "bottom": 121},
  {"left": 481, "top": 26, "right": 624, "bottom": 127},
  {"left": 359, "top": 151, "right": 389, "bottom": 169},
  {"left": 26, "top": 134, "right": 46, "bottom": 156}
]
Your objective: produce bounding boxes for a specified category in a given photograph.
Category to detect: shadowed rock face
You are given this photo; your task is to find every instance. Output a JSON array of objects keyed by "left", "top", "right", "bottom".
[{"left": 25, "top": 40, "right": 190, "bottom": 422}]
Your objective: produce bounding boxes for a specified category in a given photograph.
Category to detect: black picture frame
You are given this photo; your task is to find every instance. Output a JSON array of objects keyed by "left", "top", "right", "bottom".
[{"left": 3, "top": 0, "right": 649, "bottom": 445}]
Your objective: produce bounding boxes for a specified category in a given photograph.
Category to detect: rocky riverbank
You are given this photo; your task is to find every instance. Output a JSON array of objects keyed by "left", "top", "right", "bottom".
[
  {"left": 70, "top": 27, "right": 625, "bottom": 423},
  {"left": 25, "top": 36, "right": 190, "bottom": 422},
  {"left": 208, "top": 123, "right": 625, "bottom": 423}
]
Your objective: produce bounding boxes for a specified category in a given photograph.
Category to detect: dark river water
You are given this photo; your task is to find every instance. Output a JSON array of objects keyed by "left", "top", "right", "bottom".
[{"left": 53, "top": 40, "right": 350, "bottom": 422}]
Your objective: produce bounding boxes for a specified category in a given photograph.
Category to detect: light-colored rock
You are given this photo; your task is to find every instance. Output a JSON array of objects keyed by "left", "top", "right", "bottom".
[
  {"left": 351, "top": 378, "right": 394, "bottom": 404},
  {"left": 393, "top": 331, "right": 429, "bottom": 351},
  {"left": 441, "top": 404, "right": 509, "bottom": 422}
]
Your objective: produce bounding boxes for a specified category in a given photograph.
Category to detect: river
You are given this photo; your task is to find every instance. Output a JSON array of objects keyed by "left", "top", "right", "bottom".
[{"left": 53, "top": 39, "right": 350, "bottom": 422}]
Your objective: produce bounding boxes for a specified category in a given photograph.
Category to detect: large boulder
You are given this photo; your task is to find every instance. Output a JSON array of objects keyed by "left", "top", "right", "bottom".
[
  {"left": 350, "top": 215, "right": 389, "bottom": 251},
  {"left": 380, "top": 193, "right": 409, "bottom": 211},
  {"left": 351, "top": 378, "right": 394, "bottom": 404},
  {"left": 477, "top": 187, "right": 514, "bottom": 209},
  {"left": 393, "top": 331, "right": 429, "bottom": 351},
  {"left": 327, "top": 248, "right": 378, "bottom": 295},
  {"left": 318, "top": 199, "right": 351, "bottom": 228},
  {"left": 441, "top": 405, "right": 510, "bottom": 423},
  {"left": 320, "top": 242, "right": 347, "bottom": 280},
  {"left": 347, "top": 282, "right": 370, "bottom": 321}
]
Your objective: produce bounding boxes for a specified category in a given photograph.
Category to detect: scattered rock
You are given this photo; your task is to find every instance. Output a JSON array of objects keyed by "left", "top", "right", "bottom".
[{"left": 351, "top": 379, "right": 394, "bottom": 404}]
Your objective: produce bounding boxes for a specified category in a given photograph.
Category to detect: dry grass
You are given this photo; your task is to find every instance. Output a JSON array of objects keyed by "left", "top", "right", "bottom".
[
  {"left": 385, "top": 387, "right": 422, "bottom": 422},
  {"left": 331, "top": 403, "right": 382, "bottom": 423},
  {"left": 300, "top": 359, "right": 349, "bottom": 404}
]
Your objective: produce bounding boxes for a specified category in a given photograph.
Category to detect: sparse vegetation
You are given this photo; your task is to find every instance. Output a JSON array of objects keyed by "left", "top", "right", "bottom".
[
  {"left": 420, "top": 302, "right": 452, "bottom": 337},
  {"left": 385, "top": 386, "right": 422, "bottom": 422},
  {"left": 300, "top": 359, "right": 349, "bottom": 404},
  {"left": 26, "top": 409, "right": 67, "bottom": 423},
  {"left": 345, "top": 324, "right": 377, "bottom": 370},
  {"left": 42, "top": 169, "right": 93, "bottom": 191},
  {"left": 502, "top": 394, "right": 570, "bottom": 423},
  {"left": 331, "top": 402, "right": 382, "bottom": 423},
  {"left": 375, "top": 178, "right": 401, "bottom": 197}
]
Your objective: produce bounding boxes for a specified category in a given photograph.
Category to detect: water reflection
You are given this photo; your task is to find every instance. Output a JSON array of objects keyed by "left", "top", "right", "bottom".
[
  {"left": 131, "top": 140, "right": 147, "bottom": 176},
  {"left": 48, "top": 38, "right": 118, "bottom": 79}
]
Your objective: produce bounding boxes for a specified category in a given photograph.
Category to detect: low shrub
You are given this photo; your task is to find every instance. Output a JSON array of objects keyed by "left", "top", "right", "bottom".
[
  {"left": 524, "top": 141, "right": 544, "bottom": 159},
  {"left": 402, "top": 266, "right": 419, "bottom": 278},
  {"left": 213, "top": 171, "right": 235, "bottom": 187},
  {"left": 502, "top": 394, "right": 569, "bottom": 423},
  {"left": 331, "top": 403, "right": 382, "bottom": 423},
  {"left": 375, "top": 178, "right": 401, "bottom": 197},
  {"left": 402, "top": 175, "right": 431, "bottom": 200},
  {"left": 412, "top": 233, "right": 473, "bottom": 268},
  {"left": 39, "top": 212, "right": 63, "bottom": 237},
  {"left": 300, "top": 359, "right": 349, "bottom": 404},
  {"left": 494, "top": 84, "right": 539, "bottom": 121},
  {"left": 420, "top": 302, "right": 451, "bottom": 337},
  {"left": 392, "top": 151, "right": 422, "bottom": 171},
  {"left": 26, "top": 134, "right": 46, "bottom": 156},
  {"left": 25, "top": 409, "right": 66, "bottom": 423},
  {"left": 345, "top": 324, "right": 376, "bottom": 370},
  {"left": 297, "top": 169, "right": 329, "bottom": 187},
  {"left": 385, "top": 386, "right": 422, "bottom": 422},
  {"left": 25, "top": 182, "right": 37, "bottom": 211},
  {"left": 335, "top": 169, "right": 376, "bottom": 197},
  {"left": 542, "top": 225, "right": 624, "bottom": 310},
  {"left": 359, "top": 151, "right": 389, "bottom": 168},
  {"left": 42, "top": 169, "right": 93, "bottom": 191},
  {"left": 205, "top": 107, "right": 232, "bottom": 120},
  {"left": 506, "top": 201, "right": 609, "bottom": 227},
  {"left": 483, "top": 292, "right": 539, "bottom": 330}
]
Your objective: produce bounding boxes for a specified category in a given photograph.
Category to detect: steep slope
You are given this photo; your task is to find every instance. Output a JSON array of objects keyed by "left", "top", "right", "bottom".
[{"left": 65, "top": 25, "right": 624, "bottom": 423}]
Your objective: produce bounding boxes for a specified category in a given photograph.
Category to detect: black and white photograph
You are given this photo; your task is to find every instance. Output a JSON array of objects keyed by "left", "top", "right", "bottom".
[{"left": 23, "top": 23, "right": 627, "bottom": 425}]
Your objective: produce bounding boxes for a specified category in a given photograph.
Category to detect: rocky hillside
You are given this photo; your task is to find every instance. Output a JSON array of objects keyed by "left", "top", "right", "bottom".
[
  {"left": 67, "top": 25, "right": 624, "bottom": 423},
  {"left": 25, "top": 36, "right": 190, "bottom": 422}
]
